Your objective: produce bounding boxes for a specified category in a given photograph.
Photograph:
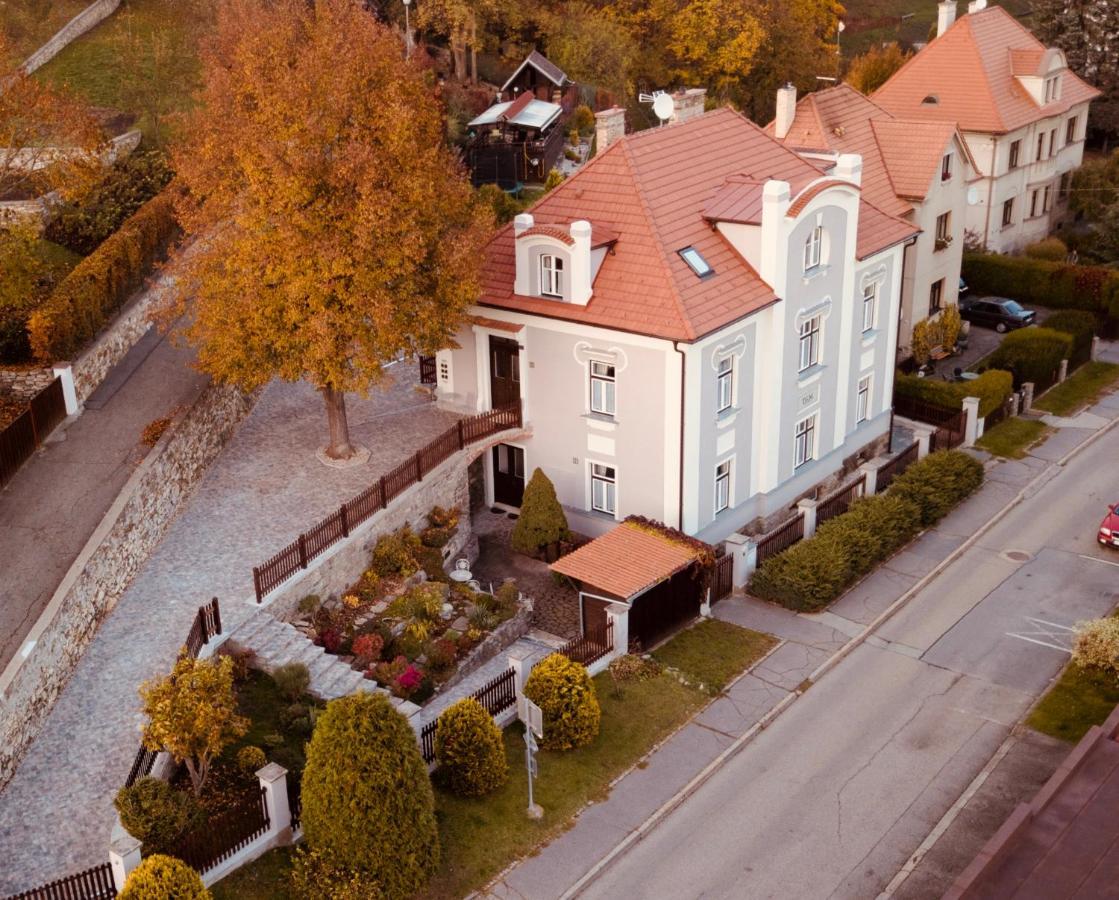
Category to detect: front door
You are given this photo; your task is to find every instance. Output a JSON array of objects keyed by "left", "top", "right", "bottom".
[
  {"left": 492, "top": 444, "right": 525, "bottom": 507},
  {"left": 489, "top": 336, "right": 521, "bottom": 409}
]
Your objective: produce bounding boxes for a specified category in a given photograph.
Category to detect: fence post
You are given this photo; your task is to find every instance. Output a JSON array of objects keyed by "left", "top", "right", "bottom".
[
  {"left": 339, "top": 505, "right": 349, "bottom": 538},
  {"left": 379, "top": 476, "right": 388, "bottom": 508},
  {"left": 797, "top": 498, "right": 818, "bottom": 539},
  {"left": 51, "top": 362, "right": 79, "bottom": 415},
  {"left": 606, "top": 603, "right": 629, "bottom": 660},
  {"left": 1058, "top": 358, "right": 1069, "bottom": 383},
  {"left": 457, "top": 419, "right": 465, "bottom": 450},
  {"left": 507, "top": 645, "right": 536, "bottom": 695},
  {"left": 297, "top": 534, "right": 308, "bottom": 569},
  {"left": 211, "top": 597, "right": 221, "bottom": 637},
  {"left": 962, "top": 396, "right": 980, "bottom": 448},
  {"left": 1010, "top": 392, "right": 1021, "bottom": 417},
  {"left": 724, "top": 532, "right": 756, "bottom": 587},
  {"left": 109, "top": 829, "right": 142, "bottom": 892},
  {"left": 1091, "top": 336, "right": 1100, "bottom": 362},
  {"left": 256, "top": 762, "right": 292, "bottom": 842},
  {"left": 253, "top": 567, "right": 263, "bottom": 603},
  {"left": 1021, "top": 382, "right": 1035, "bottom": 413},
  {"left": 858, "top": 461, "right": 879, "bottom": 496}
]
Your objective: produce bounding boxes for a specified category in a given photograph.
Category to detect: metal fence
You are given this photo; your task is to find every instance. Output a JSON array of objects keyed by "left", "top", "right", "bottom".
[
  {"left": 0, "top": 377, "right": 67, "bottom": 488},
  {"left": 710, "top": 554, "right": 734, "bottom": 603},
  {"left": 419, "top": 665, "right": 520, "bottom": 764},
  {"left": 160, "top": 787, "right": 269, "bottom": 875},
  {"left": 559, "top": 620, "right": 614, "bottom": 667},
  {"left": 877, "top": 441, "right": 920, "bottom": 491},
  {"left": 2, "top": 863, "right": 117, "bottom": 900},
  {"left": 253, "top": 403, "right": 523, "bottom": 601},
  {"left": 817, "top": 474, "right": 867, "bottom": 525},
  {"left": 983, "top": 394, "right": 1015, "bottom": 432},
  {"left": 419, "top": 356, "right": 437, "bottom": 384},
  {"left": 755, "top": 513, "right": 806, "bottom": 566}
]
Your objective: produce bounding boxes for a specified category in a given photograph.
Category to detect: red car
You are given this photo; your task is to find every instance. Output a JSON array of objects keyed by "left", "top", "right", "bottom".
[{"left": 1101, "top": 504, "right": 1119, "bottom": 548}]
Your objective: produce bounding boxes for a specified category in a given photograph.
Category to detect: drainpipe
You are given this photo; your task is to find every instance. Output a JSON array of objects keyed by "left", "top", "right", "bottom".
[
  {"left": 981, "top": 136, "right": 996, "bottom": 250},
  {"left": 674, "top": 341, "right": 686, "bottom": 532}
]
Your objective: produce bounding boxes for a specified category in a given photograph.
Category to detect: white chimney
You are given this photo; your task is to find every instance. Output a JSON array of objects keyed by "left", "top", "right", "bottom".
[
  {"left": 967, "top": 0, "right": 986, "bottom": 13},
  {"left": 568, "top": 221, "right": 593, "bottom": 306},
  {"left": 513, "top": 214, "right": 534, "bottom": 296},
  {"left": 594, "top": 107, "right": 626, "bottom": 154},
  {"left": 671, "top": 88, "right": 707, "bottom": 125},
  {"left": 833, "top": 153, "right": 863, "bottom": 187},
  {"left": 775, "top": 84, "right": 797, "bottom": 141},
  {"left": 759, "top": 180, "right": 791, "bottom": 290},
  {"left": 937, "top": 1, "right": 957, "bottom": 37}
]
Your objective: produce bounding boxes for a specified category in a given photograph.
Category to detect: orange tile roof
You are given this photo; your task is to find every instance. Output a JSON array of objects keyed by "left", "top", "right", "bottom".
[
  {"left": 549, "top": 521, "right": 701, "bottom": 599},
  {"left": 873, "top": 6, "right": 1101, "bottom": 134},
  {"left": 480, "top": 107, "right": 916, "bottom": 341},
  {"left": 786, "top": 179, "right": 856, "bottom": 217},
  {"left": 517, "top": 224, "right": 574, "bottom": 245}
]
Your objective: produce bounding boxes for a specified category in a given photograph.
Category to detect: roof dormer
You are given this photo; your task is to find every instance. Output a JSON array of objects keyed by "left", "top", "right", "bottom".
[
  {"left": 513, "top": 214, "right": 604, "bottom": 306},
  {"left": 1011, "top": 47, "right": 1066, "bottom": 107}
]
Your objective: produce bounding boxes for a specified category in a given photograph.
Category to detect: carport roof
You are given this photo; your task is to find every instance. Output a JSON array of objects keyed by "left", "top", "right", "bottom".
[{"left": 550, "top": 521, "right": 702, "bottom": 600}]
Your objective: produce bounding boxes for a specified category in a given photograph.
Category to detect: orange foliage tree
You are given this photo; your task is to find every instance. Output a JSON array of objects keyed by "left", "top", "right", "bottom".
[{"left": 166, "top": 0, "right": 492, "bottom": 459}]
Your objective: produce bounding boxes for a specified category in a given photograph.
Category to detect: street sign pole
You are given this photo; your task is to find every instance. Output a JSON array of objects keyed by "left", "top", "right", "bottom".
[{"left": 518, "top": 695, "right": 544, "bottom": 819}]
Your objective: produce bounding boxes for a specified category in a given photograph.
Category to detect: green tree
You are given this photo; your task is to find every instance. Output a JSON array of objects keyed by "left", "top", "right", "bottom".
[
  {"left": 845, "top": 42, "right": 911, "bottom": 95},
  {"left": 540, "top": 2, "right": 637, "bottom": 97},
  {"left": 167, "top": 0, "right": 492, "bottom": 460},
  {"left": 118, "top": 854, "right": 210, "bottom": 900},
  {"left": 139, "top": 655, "right": 248, "bottom": 796},
  {"left": 511, "top": 468, "right": 570, "bottom": 555},
  {"left": 435, "top": 697, "right": 509, "bottom": 796}
]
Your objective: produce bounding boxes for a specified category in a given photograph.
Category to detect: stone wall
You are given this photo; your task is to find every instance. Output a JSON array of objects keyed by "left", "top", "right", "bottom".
[
  {"left": 0, "top": 380, "right": 255, "bottom": 791},
  {"left": 0, "top": 367, "right": 55, "bottom": 403},
  {"left": 21, "top": 0, "right": 122, "bottom": 74},
  {"left": 437, "top": 604, "right": 532, "bottom": 695}
]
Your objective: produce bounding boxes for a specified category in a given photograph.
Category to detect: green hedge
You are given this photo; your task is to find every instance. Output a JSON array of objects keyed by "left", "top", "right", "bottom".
[
  {"left": 962, "top": 252, "right": 1119, "bottom": 325},
  {"left": 894, "top": 368, "right": 1013, "bottom": 417},
  {"left": 889, "top": 450, "right": 984, "bottom": 526},
  {"left": 1043, "top": 310, "right": 1096, "bottom": 366},
  {"left": 988, "top": 327, "right": 1074, "bottom": 386},
  {"left": 28, "top": 188, "right": 180, "bottom": 363}
]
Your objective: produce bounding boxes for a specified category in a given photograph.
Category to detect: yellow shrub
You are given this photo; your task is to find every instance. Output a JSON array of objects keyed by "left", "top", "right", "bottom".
[
  {"left": 434, "top": 697, "right": 508, "bottom": 796},
  {"left": 523, "top": 653, "right": 600, "bottom": 751},
  {"left": 119, "top": 854, "right": 210, "bottom": 899},
  {"left": 1072, "top": 618, "right": 1119, "bottom": 675}
]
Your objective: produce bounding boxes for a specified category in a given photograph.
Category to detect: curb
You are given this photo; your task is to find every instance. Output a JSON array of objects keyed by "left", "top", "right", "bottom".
[{"left": 562, "top": 412, "right": 1119, "bottom": 899}]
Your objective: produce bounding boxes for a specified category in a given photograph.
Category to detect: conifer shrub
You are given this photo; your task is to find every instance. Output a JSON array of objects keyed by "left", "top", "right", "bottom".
[
  {"left": 511, "top": 468, "right": 570, "bottom": 556},
  {"left": 523, "top": 653, "right": 600, "bottom": 751},
  {"left": 236, "top": 745, "right": 267, "bottom": 774},
  {"left": 748, "top": 532, "right": 852, "bottom": 612},
  {"left": 888, "top": 450, "right": 984, "bottom": 526},
  {"left": 434, "top": 698, "right": 509, "bottom": 796},
  {"left": 300, "top": 692, "right": 439, "bottom": 895},
  {"left": 113, "top": 777, "right": 202, "bottom": 856},
  {"left": 118, "top": 854, "right": 210, "bottom": 899}
]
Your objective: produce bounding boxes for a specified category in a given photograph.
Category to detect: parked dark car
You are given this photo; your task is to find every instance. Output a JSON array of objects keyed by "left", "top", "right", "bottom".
[
  {"left": 1100, "top": 503, "right": 1119, "bottom": 549},
  {"left": 958, "top": 296, "right": 1036, "bottom": 333}
]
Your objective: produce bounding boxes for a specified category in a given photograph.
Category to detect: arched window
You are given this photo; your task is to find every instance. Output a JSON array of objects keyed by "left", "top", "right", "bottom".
[
  {"left": 540, "top": 254, "right": 563, "bottom": 297},
  {"left": 803, "top": 226, "right": 823, "bottom": 273}
]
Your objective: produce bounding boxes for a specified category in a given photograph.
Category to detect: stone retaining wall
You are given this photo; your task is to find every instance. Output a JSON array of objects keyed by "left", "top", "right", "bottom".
[
  {"left": 0, "top": 367, "right": 55, "bottom": 402},
  {"left": 0, "top": 380, "right": 256, "bottom": 792},
  {"left": 436, "top": 604, "right": 532, "bottom": 695},
  {"left": 21, "top": 0, "right": 122, "bottom": 74}
]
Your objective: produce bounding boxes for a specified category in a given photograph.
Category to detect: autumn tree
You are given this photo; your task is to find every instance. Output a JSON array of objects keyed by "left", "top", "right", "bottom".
[
  {"left": 139, "top": 654, "right": 248, "bottom": 796},
  {"left": 539, "top": 2, "right": 637, "bottom": 98},
  {"left": 167, "top": 0, "right": 492, "bottom": 459},
  {"left": 846, "top": 42, "right": 911, "bottom": 95},
  {"left": 417, "top": 0, "right": 503, "bottom": 83}
]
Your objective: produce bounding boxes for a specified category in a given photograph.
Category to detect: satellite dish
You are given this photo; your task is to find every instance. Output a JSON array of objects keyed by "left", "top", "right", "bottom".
[
  {"left": 652, "top": 92, "right": 674, "bottom": 123},
  {"left": 967, "top": 186, "right": 980, "bottom": 206}
]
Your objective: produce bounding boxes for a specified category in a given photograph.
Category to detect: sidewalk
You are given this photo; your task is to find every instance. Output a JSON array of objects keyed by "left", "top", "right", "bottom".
[{"left": 0, "top": 363, "right": 459, "bottom": 894}]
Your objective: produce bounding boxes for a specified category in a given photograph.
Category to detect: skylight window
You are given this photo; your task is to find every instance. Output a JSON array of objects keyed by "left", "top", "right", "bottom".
[{"left": 679, "top": 246, "right": 713, "bottom": 278}]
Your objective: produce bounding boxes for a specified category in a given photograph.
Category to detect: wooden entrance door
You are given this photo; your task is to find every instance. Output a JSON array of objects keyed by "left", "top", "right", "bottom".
[
  {"left": 489, "top": 336, "right": 521, "bottom": 409},
  {"left": 492, "top": 443, "right": 525, "bottom": 507}
]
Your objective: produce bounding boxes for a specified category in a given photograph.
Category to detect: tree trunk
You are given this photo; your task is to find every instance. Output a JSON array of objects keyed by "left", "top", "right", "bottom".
[
  {"left": 185, "top": 757, "right": 205, "bottom": 796},
  {"left": 451, "top": 36, "right": 467, "bottom": 81},
  {"left": 322, "top": 386, "right": 355, "bottom": 459},
  {"left": 469, "top": 18, "right": 478, "bottom": 84}
]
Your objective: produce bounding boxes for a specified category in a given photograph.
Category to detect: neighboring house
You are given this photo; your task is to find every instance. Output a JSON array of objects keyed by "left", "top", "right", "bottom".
[
  {"left": 434, "top": 108, "right": 917, "bottom": 545},
  {"left": 873, "top": 0, "right": 1100, "bottom": 254},
  {"left": 768, "top": 82, "right": 976, "bottom": 357}
]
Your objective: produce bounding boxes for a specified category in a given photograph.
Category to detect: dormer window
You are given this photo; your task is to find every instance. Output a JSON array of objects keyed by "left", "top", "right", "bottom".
[
  {"left": 803, "top": 226, "right": 823, "bottom": 272},
  {"left": 922, "top": 94, "right": 938, "bottom": 105},
  {"left": 679, "top": 246, "right": 713, "bottom": 278},
  {"left": 1043, "top": 75, "right": 1060, "bottom": 104},
  {"left": 540, "top": 254, "right": 563, "bottom": 297}
]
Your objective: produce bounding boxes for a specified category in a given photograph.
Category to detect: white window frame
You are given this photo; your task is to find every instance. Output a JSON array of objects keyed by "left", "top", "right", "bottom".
[
  {"left": 856, "top": 375, "right": 871, "bottom": 424},
  {"left": 589, "top": 360, "right": 616, "bottom": 417},
  {"left": 715, "top": 356, "right": 734, "bottom": 413},
  {"left": 862, "top": 283, "right": 877, "bottom": 333},
  {"left": 799, "top": 315, "right": 821, "bottom": 372},
  {"left": 794, "top": 414, "right": 816, "bottom": 469},
  {"left": 803, "top": 225, "right": 823, "bottom": 272},
  {"left": 590, "top": 463, "right": 616, "bottom": 516},
  {"left": 540, "top": 254, "right": 563, "bottom": 297},
  {"left": 714, "top": 459, "right": 731, "bottom": 514}
]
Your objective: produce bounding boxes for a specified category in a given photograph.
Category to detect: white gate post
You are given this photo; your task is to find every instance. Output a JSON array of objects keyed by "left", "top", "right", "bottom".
[
  {"left": 724, "top": 532, "right": 756, "bottom": 587},
  {"left": 51, "top": 362, "right": 79, "bottom": 415},
  {"left": 109, "top": 829, "right": 142, "bottom": 892},
  {"left": 1058, "top": 359, "right": 1069, "bottom": 383},
  {"left": 858, "top": 461, "right": 879, "bottom": 496},
  {"left": 1021, "top": 382, "right": 1035, "bottom": 413},
  {"left": 606, "top": 603, "right": 629, "bottom": 659},
  {"left": 257, "top": 763, "right": 291, "bottom": 841},
  {"left": 962, "top": 396, "right": 981, "bottom": 448},
  {"left": 508, "top": 645, "right": 535, "bottom": 695},
  {"left": 1091, "top": 336, "right": 1100, "bottom": 362},
  {"left": 797, "top": 498, "right": 818, "bottom": 539}
]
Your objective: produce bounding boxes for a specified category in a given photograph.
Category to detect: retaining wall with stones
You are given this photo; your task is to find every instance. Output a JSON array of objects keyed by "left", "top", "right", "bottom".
[
  {"left": 0, "top": 380, "right": 255, "bottom": 792},
  {"left": 437, "top": 604, "right": 532, "bottom": 695},
  {"left": 21, "top": 0, "right": 122, "bottom": 74},
  {"left": 0, "top": 367, "right": 55, "bottom": 402}
]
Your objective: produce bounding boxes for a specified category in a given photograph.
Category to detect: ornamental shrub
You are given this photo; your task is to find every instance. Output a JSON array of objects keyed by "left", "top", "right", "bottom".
[
  {"left": 813, "top": 494, "right": 922, "bottom": 582},
  {"left": 113, "top": 778, "right": 202, "bottom": 856},
  {"left": 511, "top": 468, "right": 570, "bottom": 555},
  {"left": 300, "top": 692, "right": 439, "bottom": 895},
  {"left": 434, "top": 698, "right": 509, "bottom": 796},
  {"left": 351, "top": 633, "right": 384, "bottom": 665},
  {"left": 889, "top": 450, "right": 984, "bottom": 526},
  {"left": 236, "top": 745, "right": 267, "bottom": 774},
  {"left": 118, "top": 854, "right": 210, "bottom": 899},
  {"left": 1024, "top": 237, "right": 1069, "bottom": 261},
  {"left": 1044, "top": 310, "right": 1097, "bottom": 364},
  {"left": 988, "top": 327, "right": 1074, "bottom": 387},
  {"left": 749, "top": 531, "right": 852, "bottom": 612},
  {"left": 1072, "top": 617, "right": 1119, "bottom": 676},
  {"left": 274, "top": 662, "right": 311, "bottom": 702},
  {"left": 523, "top": 653, "right": 601, "bottom": 751},
  {"left": 370, "top": 526, "right": 421, "bottom": 577},
  {"left": 894, "top": 369, "right": 1013, "bottom": 417},
  {"left": 290, "top": 847, "right": 378, "bottom": 900},
  {"left": 572, "top": 104, "right": 595, "bottom": 134}
]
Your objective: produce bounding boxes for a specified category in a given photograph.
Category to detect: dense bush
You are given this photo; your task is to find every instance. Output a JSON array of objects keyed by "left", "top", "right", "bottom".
[
  {"left": 300, "top": 692, "right": 438, "bottom": 895},
  {"left": 1043, "top": 310, "right": 1097, "bottom": 364},
  {"left": 1023, "top": 237, "right": 1069, "bottom": 261},
  {"left": 748, "top": 533, "right": 851, "bottom": 612},
  {"left": 813, "top": 494, "right": 923, "bottom": 582},
  {"left": 28, "top": 189, "right": 180, "bottom": 362},
  {"left": 523, "top": 653, "right": 601, "bottom": 751},
  {"left": 236, "top": 745, "right": 267, "bottom": 774},
  {"left": 273, "top": 662, "right": 310, "bottom": 701},
  {"left": 119, "top": 855, "right": 210, "bottom": 899},
  {"left": 289, "top": 847, "right": 375, "bottom": 900},
  {"left": 889, "top": 450, "right": 984, "bottom": 527},
  {"left": 1072, "top": 617, "right": 1119, "bottom": 675},
  {"left": 894, "top": 368, "right": 1013, "bottom": 417},
  {"left": 370, "top": 526, "right": 421, "bottom": 577},
  {"left": 988, "top": 327, "right": 1074, "bottom": 386},
  {"left": 113, "top": 777, "right": 202, "bottom": 856},
  {"left": 511, "top": 468, "right": 570, "bottom": 555},
  {"left": 434, "top": 698, "right": 509, "bottom": 796},
  {"left": 571, "top": 104, "right": 596, "bottom": 134},
  {"left": 46, "top": 151, "right": 174, "bottom": 256}
]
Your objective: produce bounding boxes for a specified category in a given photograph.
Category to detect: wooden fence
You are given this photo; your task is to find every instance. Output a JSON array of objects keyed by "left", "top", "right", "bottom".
[
  {"left": 3, "top": 862, "right": 117, "bottom": 900},
  {"left": 711, "top": 554, "right": 733, "bottom": 603},
  {"left": 877, "top": 441, "right": 919, "bottom": 491},
  {"left": 892, "top": 393, "right": 964, "bottom": 428},
  {"left": 160, "top": 787, "right": 269, "bottom": 875},
  {"left": 0, "top": 377, "right": 67, "bottom": 489},
  {"left": 755, "top": 513, "right": 805, "bottom": 566},
  {"left": 253, "top": 403, "right": 523, "bottom": 602},
  {"left": 419, "top": 665, "right": 519, "bottom": 764},
  {"left": 419, "top": 356, "right": 437, "bottom": 384},
  {"left": 560, "top": 620, "right": 614, "bottom": 667},
  {"left": 817, "top": 474, "right": 867, "bottom": 525}
]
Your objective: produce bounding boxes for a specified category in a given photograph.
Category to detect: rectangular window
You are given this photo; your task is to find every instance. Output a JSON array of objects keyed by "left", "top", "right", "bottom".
[
  {"left": 862, "top": 283, "right": 877, "bottom": 333},
  {"left": 1002, "top": 197, "right": 1015, "bottom": 227},
  {"left": 589, "top": 360, "right": 615, "bottom": 417},
  {"left": 1030, "top": 189, "right": 1041, "bottom": 218},
  {"left": 929, "top": 278, "right": 944, "bottom": 316},
  {"left": 1037, "top": 133, "right": 1045, "bottom": 162},
  {"left": 1009, "top": 140, "right": 1021, "bottom": 169},
  {"left": 679, "top": 246, "right": 713, "bottom": 278},
  {"left": 1059, "top": 171, "right": 1071, "bottom": 201},
  {"left": 856, "top": 375, "right": 871, "bottom": 424},
  {"left": 1066, "top": 116, "right": 1078, "bottom": 144},
  {"left": 798, "top": 316, "right": 821, "bottom": 372},
  {"left": 1043, "top": 185, "right": 1052, "bottom": 214},
  {"left": 1044, "top": 78, "right": 1053, "bottom": 103},
  {"left": 1048, "top": 129, "right": 1056, "bottom": 157},
  {"left": 590, "top": 463, "right": 616, "bottom": 515},
  {"left": 940, "top": 153, "right": 953, "bottom": 182},
  {"left": 794, "top": 415, "right": 816, "bottom": 469},
  {"left": 540, "top": 254, "right": 563, "bottom": 297},
  {"left": 714, "top": 460, "right": 731, "bottom": 513},
  {"left": 803, "top": 225, "right": 823, "bottom": 272},
  {"left": 935, "top": 211, "right": 951, "bottom": 248},
  {"left": 716, "top": 356, "right": 734, "bottom": 413}
]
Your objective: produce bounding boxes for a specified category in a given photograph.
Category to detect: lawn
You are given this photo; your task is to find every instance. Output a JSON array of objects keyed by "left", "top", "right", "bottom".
[
  {"left": 213, "top": 620, "right": 775, "bottom": 900},
  {"left": 0, "top": 0, "right": 90, "bottom": 67},
  {"left": 975, "top": 417, "right": 1049, "bottom": 459},
  {"left": 1033, "top": 362, "right": 1119, "bottom": 417},
  {"left": 653, "top": 617, "right": 778, "bottom": 694},
  {"left": 1027, "top": 663, "right": 1119, "bottom": 743}
]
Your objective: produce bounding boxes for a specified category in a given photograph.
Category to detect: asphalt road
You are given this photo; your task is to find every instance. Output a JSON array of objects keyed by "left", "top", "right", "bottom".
[{"left": 582, "top": 432, "right": 1119, "bottom": 900}]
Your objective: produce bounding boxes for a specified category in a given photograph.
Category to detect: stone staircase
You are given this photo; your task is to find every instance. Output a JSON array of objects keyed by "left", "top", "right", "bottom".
[{"left": 227, "top": 613, "right": 418, "bottom": 716}]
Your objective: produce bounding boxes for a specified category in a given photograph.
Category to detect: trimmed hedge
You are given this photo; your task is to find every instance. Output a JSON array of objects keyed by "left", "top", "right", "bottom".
[
  {"left": 895, "top": 368, "right": 1013, "bottom": 417},
  {"left": 118, "top": 854, "right": 210, "bottom": 899},
  {"left": 523, "top": 653, "right": 601, "bottom": 751},
  {"left": 1043, "top": 310, "right": 1097, "bottom": 365},
  {"left": 434, "top": 697, "right": 509, "bottom": 797},
  {"left": 889, "top": 450, "right": 984, "bottom": 527},
  {"left": 988, "top": 327, "right": 1074, "bottom": 386},
  {"left": 28, "top": 188, "right": 180, "bottom": 363}
]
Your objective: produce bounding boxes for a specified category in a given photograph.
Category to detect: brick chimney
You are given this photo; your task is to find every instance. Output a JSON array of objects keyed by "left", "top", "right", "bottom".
[
  {"left": 774, "top": 84, "right": 797, "bottom": 141},
  {"left": 594, "top": 107, "right": 626, "bottom": 153},
  {"left": 671, "top": 88, "right": 707, "bottom": 125},
  {"left": 937, "top": 0, "right": 957, "bottom": 36}
]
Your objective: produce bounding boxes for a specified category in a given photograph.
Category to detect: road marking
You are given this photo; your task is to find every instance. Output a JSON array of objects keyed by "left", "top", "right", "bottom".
[
  {"left": 1006, "top": 616, "right": 1075, "bottom": 653},
  {"left": 1006, "top": 634, "right": 1071, "bottom": 652},
  {"left": 1080, "top": 553, "right": 1119, "bottom": 569}
]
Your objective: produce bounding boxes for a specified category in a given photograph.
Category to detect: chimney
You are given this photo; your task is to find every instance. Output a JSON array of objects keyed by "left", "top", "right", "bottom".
[
  {"left": 833, "top": 153, "right": 863, "bottom": 187},
  {"left": 967, "top": 0, "right": 986, "bottom": 13},
  {"left": 513, "top": 214, "right": 534, "bottom": 296},
  {"left": 775, "top": 84, "right": 797, "bottom": 141},
  {"left": 760, "top": 180, "right": 791, "bottom": 289},
  {"left": 594, "top": 106, "right": 626, "bottom": 154},
  {"left": 671, "top": 88, "right": 707, "bottom": 125},
  {"left": 937, "top": 1, "right": 957, "bottom": 36},
  {"left": 568, "top": 221, "right": 593, "bottom": 306}
]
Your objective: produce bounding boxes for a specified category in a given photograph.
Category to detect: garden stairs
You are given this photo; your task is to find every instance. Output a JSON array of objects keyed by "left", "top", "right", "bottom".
[{"left": 227, "top": 612, "right": 420, "bottom": 715}]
